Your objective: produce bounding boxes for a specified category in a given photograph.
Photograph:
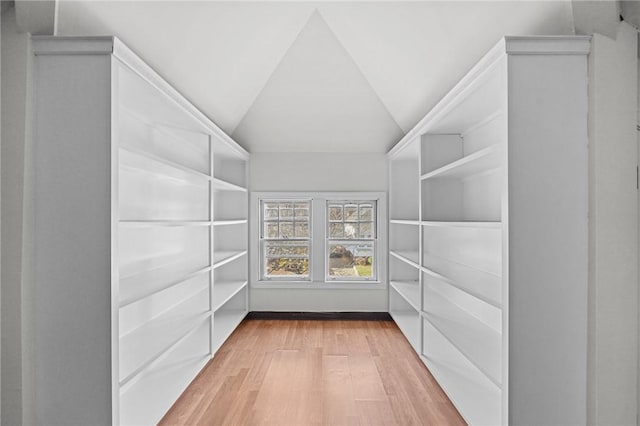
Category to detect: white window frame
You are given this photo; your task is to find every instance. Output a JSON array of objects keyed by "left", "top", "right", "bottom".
[
  {"left": 326, "top": 200, "right": 378, "bottom": 282},
  {"left": 250, "top": 192, "right": 387, "bottom": 289},
  {"left": 259, "top": 199, "right": 312, "bottom": 281}
]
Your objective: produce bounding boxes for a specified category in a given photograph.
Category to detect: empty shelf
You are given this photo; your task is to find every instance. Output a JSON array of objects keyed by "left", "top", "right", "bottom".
[
  {"left": 423, "top": 288, "right": 502, "bottom": 386},
  {"left": 390, "top": 250, "right": 421, "bottom": 269},
  {"left": 212, "top": 309, "right": 247, "bottom": 354},
  {"left": 422, "top": 254, "right": 501, "bottom": 308},
  {"left": 389, "top": 310, "right": 420, "bottom": 351},
  {"left": 120, "top": 264, "right": 211, "bottom": 308},
  {"left": 120, "top": 220, "right": 211, "bottom": 227},
  {"left": 120, "top": 146, "right": 211, "bottom": 183},
  {"left": 420, "top": 144, "right": 501, "bottom": 181},
  {"left": 390, "top": 280, "right": 420, "bottom": 311},
  {"left": 212, "top": 219, "right": 247, "bottom": 226},
  {"left": 390, "top": 219, "right": 421, "bottom": 226},
  {"left": 421, "top": 355, "right": 501, "bottom": 426},
  {"left": 213, "top": 280, "right": 248, "bottom": 312},
  {"left": 211, "top": 177, "right": 247, "bottom": 192},
  {"left": 421, "top": 221, "right": 502, "bottom": 229},
  {"left": 213, "top": 250, "right": 247, "bottom": 269}
]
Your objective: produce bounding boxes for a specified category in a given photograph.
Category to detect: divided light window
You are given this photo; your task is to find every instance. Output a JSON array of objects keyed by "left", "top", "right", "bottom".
[
  {"left": 327, "top": 201, "right": 377, "bottom": 281},
  {"left": 260, "top": 200, "right": 311, "bottom": 280}
]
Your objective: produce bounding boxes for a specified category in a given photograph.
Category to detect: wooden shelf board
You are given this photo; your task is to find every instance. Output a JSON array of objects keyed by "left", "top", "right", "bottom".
[
  {"left": 389, "top": 250, "right": 421, "bottom": 269},
  {"left": 390, "top": 219, "right": 421, "bottom": 226},
  {"left": 212, "top": 219, "right": 247, "bottom": 226},
  {"left": 420, "top": 145, "right": 501, "bottom": 181},
  {"left": 420, "top": 355, "right": 501, "bottom": 426},
  {"left": 423, "top": 289, "right": 502, "bottom": 387},
  {"left": 212, "top": 309, "right": 247, "bottom": 354},
  {"left": 211, "top": 177, "right": 247, "bottom": 192},
  {"left": 421, "top": 221, "right": 502, "bottom": 229},
  {"left": 119, "top": 311, "right": 211, "bottom": 386},
  {"left": 213, "top": 281, "right": 248, "bottom": 312},
  {"left": 119, "top": 220, "right": 211, "bottom": 227},
  {"left": 389, "top": 310, "right": 420, "bottom": 351},
  {"left": 213, "top": 250, "right": 248, "bottom": 269},
  {"left": 390, "top": 280, "right": 420, "bottom": 311},
  {"left": 120, "top": 146, "right": 211, "bottom": 182},
  {"left": 421, "top": 254, "right": 502, "bottom": 308},
  {"left": 120, "top": 265, "right": 211, "bottom": 308}
]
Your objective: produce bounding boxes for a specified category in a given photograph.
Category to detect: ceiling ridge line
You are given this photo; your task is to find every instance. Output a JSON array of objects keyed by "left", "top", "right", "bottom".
[
  {"left": 317, "top": 8, "right": 405, "bottom": 139},
  {"left": 229, "top": 7, "right": 319, "bottom": 136}
]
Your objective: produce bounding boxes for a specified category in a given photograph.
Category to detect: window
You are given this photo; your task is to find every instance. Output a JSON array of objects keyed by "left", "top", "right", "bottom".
[
  {"left": 253, "top": 192, "right": 386, "bottom": 287},
  {"left": 327, "top": 201, "right": 376, "bottom": 281},
  {"left": 260, "top": 200, "right": 311, "bottom": 280}
]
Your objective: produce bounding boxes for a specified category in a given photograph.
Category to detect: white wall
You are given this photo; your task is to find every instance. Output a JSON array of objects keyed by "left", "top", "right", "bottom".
[
  {"left": 587, "top": 22, "right": 639, "bottom": 426},
  {"left": 249, "top": 152, "right": 389, "bottom": 311},
  {"left": 1, "top": 8, "right": 30, "bottom": 426}
]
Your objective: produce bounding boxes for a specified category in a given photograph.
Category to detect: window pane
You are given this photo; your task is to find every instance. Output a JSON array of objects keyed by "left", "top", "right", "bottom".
[
  {"left": 359, "top": 222, "right": 374, "bottom": 238},
  {"left": 295, "top": 208, "right": 309, "bottom": 219},
  {"left": 264, "top": 208, "right": 279, "bottom": 219},
  {"left": 328, "top": 242, "right": 374, "bottom": 279},
  {"left": 344, "top": 223, "right": 358, "bottom": 239},
  {"left": 264, "top": 241, "right": 309, "bottom": 278},
  {"left": 294, "top": 222, "right": 309, "bottom": 238},
  {"left": 344, "top": 205, "right": 358, "bottom": 221},
  {"left": 359, "top": 204, "right": 373, "bottom": 221},
  {"left": 329, "top": 223, "right": 344, "bottom": 238},
  {"left": 329, "top": 205, "right": 343, "bottom": 221},
  {"left": 279, "top": 222, "right": 294, "bottom": 238},
  {"left": 280, "top": 208, "right": 294, "bottom": 220},
  {"left": 264, "top": 222, "right": 278, "bottom": 238}
]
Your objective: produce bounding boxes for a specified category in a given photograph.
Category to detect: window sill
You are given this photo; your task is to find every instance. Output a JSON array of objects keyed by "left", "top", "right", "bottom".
[{"left": 251, "top": 280, "right": 387, "bottom": 290}]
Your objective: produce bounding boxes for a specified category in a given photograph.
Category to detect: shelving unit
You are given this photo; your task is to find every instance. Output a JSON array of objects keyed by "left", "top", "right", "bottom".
[
  {"left": 387, "top": 36, "right": 590, "bottom": 425},
  {"left": 30, "top": 37, "right": 249, "bottom": 426}
]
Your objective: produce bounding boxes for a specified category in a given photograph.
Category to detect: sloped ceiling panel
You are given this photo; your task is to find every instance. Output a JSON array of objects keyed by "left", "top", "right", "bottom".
[
  {"left": 320, "top": 1, "right": 575, "bottom": 133},
  {"left": 56, "top": 1, "right": 575, "bottom": 153},
  {"left": 56, "top": 1, "right": 317, "bottom": 134},
  {"left": 232, "top": 11, "right": 404, "bottom": 152}
]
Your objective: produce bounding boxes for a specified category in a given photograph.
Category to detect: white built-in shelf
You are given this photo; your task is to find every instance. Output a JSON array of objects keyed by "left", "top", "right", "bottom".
[
  {"left": 389, "top": 310, "right": 420, "bottom": 350},
  {"left": 120, "top": 146, "right": 211, "bottom": 182},
  {"left": 212, "top": 219, "right": 247, "bottom": 226},
  {"left": 213, "top": 280, "right": 248, "bottom": 312},
  {"left": 390, "top": 219, "right": 421, "bottom": 226},
  {"left": 119, "top": 308, "right": 211, "bottom": 385},
  {"left": 119, "top": 265, "right": 212, "bottom": 308},
  {"left": 119, "top": 220, "right": 212, "bottom": 227},
  {"left": 118, "top": 315, "right": 210, "bottom": 393},
  {"left": 423, "top": 289, "right": 502, "bottom": 387},
  {"left": 421, "top": 221, "right": 502, "bottom": 229},
  {"left": 422, "top": 254, "right": 501, "bottom": 308},
  {"left": 420, "top": 355, "right": 501, "bottom": 426},
  {"left": 390, "top": 281, "right": 420, "bottom": 311},
  {"left": 212, "top": 309, "right": 246, "bottom": 353},
  {"left": 211, "top": 177, "right": 247, "bottom": 192},
  {"left": 390, "top": 250, "right": 421, "bottom": 269},
  {"left": 31, "top": 36, "right": 250, "bottom": 426},
  {"left": 421, "top": 145, "right": 501, "bottom": 180},
  {"left": 213, "top": 250, "right": 248, "bottom": 269}
]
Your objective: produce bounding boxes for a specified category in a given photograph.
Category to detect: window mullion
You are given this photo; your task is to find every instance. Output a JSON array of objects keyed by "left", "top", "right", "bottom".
[{"left": 311, "top": 198, "right": 324, "bottom": 284}]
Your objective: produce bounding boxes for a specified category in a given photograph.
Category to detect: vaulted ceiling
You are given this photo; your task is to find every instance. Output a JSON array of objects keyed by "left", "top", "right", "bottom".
[{"left": 56, "top": 1, "right": 575, "bottom": 152}]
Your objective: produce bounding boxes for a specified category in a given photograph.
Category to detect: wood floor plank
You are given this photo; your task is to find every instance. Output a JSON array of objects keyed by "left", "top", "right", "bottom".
[
  {"left": 160, "top": 319, "right": 466, "bottom": 426},
  {"left": 322, "top": 355, "right": 358, "bottom": 425}
]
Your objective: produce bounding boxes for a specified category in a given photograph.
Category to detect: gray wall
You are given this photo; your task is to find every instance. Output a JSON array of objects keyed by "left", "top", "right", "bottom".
[
  {"left": 587, "top": 22, "right": 639, "bottom": 426},
  {"left": 249, "top": 152, "right": 389, "bottom": 311}
]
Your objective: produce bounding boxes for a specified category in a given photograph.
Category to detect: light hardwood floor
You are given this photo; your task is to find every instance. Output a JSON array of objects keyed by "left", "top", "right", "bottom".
[{"left": 160, "top": 319, "right": 465, "bottom": 425}]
